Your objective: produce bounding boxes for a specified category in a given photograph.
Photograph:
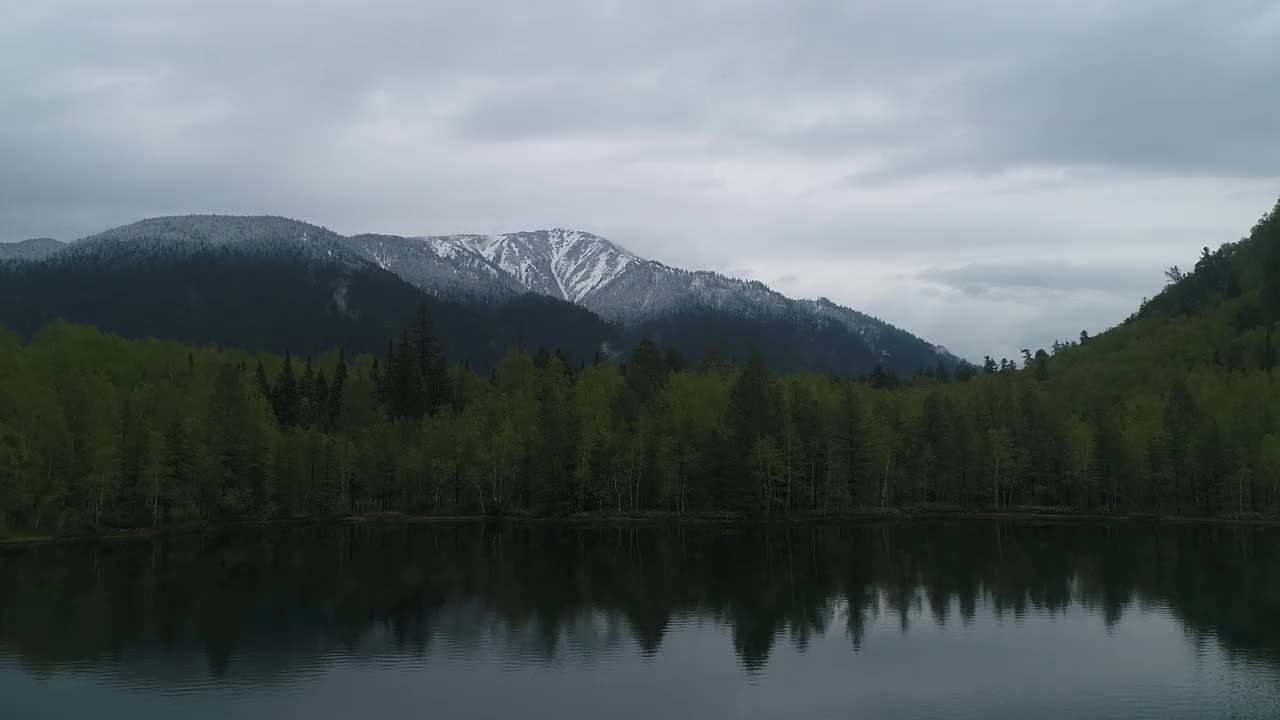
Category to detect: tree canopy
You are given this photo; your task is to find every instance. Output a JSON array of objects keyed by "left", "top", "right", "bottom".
[{"left": 3, "top": 199, "right": 1280, "bottom": 533}]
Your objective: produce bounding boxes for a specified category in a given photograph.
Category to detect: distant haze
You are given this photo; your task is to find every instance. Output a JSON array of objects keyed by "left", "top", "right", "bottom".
[{"left": 2, "top": 1, "right": 1277, "bottom": 360}]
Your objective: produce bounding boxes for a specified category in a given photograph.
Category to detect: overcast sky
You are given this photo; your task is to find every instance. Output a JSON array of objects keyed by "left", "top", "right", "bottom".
[{"left": 2, "top": 1, "right": 1278, "bottom": 360}]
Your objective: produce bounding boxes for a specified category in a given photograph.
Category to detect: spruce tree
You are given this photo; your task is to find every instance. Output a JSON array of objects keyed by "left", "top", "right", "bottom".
[
  {"left": 1034, "top": 349, "right": 1050, "bottom": 382},
  {"left": 300, "top": 357, "right": 316, "bottom": 419},
  {"left": 273, "top": 353, "right": 299, "bottom": 427},
  {"left": 329, "top": 348, "right": 348, "bottom": 426},
  {"left": 254, "top": 360, "right": 271, "bottom": 400},
  {"left": 313, "top": 369, "right": 329, "bottom": 429}
]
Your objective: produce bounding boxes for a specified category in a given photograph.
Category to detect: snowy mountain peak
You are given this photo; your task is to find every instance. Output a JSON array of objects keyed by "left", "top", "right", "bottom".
[
  {"left": 437, "top": 228, "right": 639, "bottom": 303},
  {"left": 18, "top": 215, "right": 958, "bottom": 368}
]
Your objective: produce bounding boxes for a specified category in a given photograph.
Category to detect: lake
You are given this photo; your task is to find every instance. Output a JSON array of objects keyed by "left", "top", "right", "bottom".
[{"left": 1, "top": 522, "right": 1277, "bottom": 719}]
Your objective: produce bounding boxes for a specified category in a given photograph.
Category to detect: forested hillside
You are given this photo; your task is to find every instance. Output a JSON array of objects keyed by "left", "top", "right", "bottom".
[
  {"left": 0, "top": 215, "right": 958, "bottom": 377},
  {"left": 0, "top": 220, "right": 615, "bottom": 370},
  {"left": 2, "top": 200, "right": 1279, "bottom": 535}
]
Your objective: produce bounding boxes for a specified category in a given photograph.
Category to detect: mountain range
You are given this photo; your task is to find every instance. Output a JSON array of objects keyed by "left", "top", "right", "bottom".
[{"left": 0, "top": 215, "right": 957, "bottom": 374}]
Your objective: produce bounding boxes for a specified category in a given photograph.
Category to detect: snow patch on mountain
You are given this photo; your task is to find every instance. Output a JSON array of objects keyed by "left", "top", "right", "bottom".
[
  {"left": 345, "top": 233, "right": 520, "bottom": 302},
  {"left": 443, "top": 229, "right": 639, "bottom": 304}
]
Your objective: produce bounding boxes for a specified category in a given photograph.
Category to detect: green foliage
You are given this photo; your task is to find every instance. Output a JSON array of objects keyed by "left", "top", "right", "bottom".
[
  {"left": 5, "top": 201, "right": 1280, "bottom": 530},
  {"left": 2, "top": 311, "right": 1278, "bottom": 529}
]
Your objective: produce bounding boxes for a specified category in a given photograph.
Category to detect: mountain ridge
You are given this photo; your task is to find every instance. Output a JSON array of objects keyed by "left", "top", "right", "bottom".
[
  {"left": 4, "top": 214, "right": 959, "bottom": 372},
  {"left": 0, "top": 237, "right": 66, "bottom": 262},
  {"left": 404, "top": 224, "right": 954, "bottom": 364}
]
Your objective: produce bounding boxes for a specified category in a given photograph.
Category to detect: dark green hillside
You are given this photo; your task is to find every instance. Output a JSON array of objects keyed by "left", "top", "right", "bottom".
[
  {"left": 3, "top": 200, "right": 1280, "bottom": 536},
  {"left": 0, "top": 247, "right": 619, "bottom": 373}
]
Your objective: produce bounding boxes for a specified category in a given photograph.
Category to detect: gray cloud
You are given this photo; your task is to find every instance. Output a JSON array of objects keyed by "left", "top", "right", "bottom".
[
  {"left": 1, "top": 0, "right": 1278, "bottom": 360},
  {"left": 919, "top": 260, "right": 1157, "bottom": 297}
]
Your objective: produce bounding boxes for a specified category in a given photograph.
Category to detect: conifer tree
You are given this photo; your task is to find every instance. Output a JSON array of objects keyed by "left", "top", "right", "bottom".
[{"left": 273, "top": 353, "right": 299, "bottom": 427}]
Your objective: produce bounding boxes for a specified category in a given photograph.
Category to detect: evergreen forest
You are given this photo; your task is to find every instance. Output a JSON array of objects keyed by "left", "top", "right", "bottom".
[{"left": 3, "top": 199, "right": 1280, "bottom": 535}]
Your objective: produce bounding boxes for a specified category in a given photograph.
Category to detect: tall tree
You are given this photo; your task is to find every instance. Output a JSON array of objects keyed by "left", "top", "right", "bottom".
[
  {"left": 329, "top": 348, "right": 348, "bottom": 428},
  {"left": 273, "top": 353, "right": 299, "bottom": 427}
]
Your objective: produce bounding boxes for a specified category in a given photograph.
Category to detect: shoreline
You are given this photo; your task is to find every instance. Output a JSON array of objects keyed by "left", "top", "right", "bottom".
[{"left": 3, "top": 506, "right": 1279, "bottom": 547}]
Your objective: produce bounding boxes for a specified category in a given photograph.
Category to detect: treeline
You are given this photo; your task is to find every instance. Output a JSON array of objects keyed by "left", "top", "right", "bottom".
[
  {"left": 4, "top": 199, "right": 1280, "bottom": 533},
  {"left": 1, "top": 313, "right": 1278, "bottom": 534}
]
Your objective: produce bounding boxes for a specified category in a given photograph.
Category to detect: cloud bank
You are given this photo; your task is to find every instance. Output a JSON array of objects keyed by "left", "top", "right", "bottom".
[{"left": 2, "top": 0, "right": 1277, "bottom": 359}]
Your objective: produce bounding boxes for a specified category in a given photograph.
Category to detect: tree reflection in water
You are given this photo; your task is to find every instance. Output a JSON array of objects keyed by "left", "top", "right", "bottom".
[{"left": 0, "top": 522, "right": 1276, "bottom": 684}]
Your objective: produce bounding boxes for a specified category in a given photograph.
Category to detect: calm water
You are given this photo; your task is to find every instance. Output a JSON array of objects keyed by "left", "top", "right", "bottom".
[{"left": 1, "top": 523, "right": 1277, "bottom": 719}]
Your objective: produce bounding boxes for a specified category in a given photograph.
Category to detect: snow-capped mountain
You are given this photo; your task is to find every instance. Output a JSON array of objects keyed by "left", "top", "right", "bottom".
[
  {"left": 396, "top": 228, "right": 949, "bottom": 363},
  {"left": 338, "top": 228, "right": 642, "bottom": 306},
  {"left": 414, "top": 229, "right": 795, "bottom": 324},
  {"left": 446, "top": 229, "right": 640, "bottom": 304},
  {"left": 416, "top": 227, "right": 791, "bottom": 323},
  {"left": 344, "top": 233, "right": 523, "bottom": 302},
  {"left": 7, "top": 215, "right": 958, "bottom": 371},
  {"left": 0, "top": 215, "right": 615, "bottom": 369}
]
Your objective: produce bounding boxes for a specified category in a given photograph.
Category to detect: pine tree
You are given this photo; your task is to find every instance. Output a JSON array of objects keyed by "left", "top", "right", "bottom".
[
  {"left": 329, "top": 348, "right": 348, "bottom": 427},
  {"left": 313, "top": 369, "right": 329, "bottom": 430},
  {"left": 300, "top": 358, "right": 316, "bottom": 426},
  {"left": 378, "top": 339, "right": 395, "bottom": 408},
  {"left": 1034, "top": 349, "right": 1050, "bottom": 382},
  {"left": 389, "top": 331, "right": 426, "bottom": 420},
  {"left": 409, "top": 304, "right": 450, "bottom": 415},
  {"left": 273, "top": 353, "right": 299, "bottom": 427},
  {"left": 869, "top": 364, "right": 887, "bottom": 389},
  {"left": 627, "top": 339, "right": 669, "bottom": 405},
  {"left": 255, "top": 360, "right": 272, "bottom": 400}
]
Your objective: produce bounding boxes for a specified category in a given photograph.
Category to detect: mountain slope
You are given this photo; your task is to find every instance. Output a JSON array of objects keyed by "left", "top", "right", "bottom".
[
  {"left": 0, "top": 216, "right": 614, "bottom": 368},
  {"left": 344, "top": 233, "right": 523, "bottom": 303},
  {"left": 450, "top": 229, "right": 639, "bottom": 303},
  {"left": 1049, "top": 197, "right": 1280, "bottom": 377},
  {"left": 0, "top": 237, "right": 65, "bottom": 262},
  {"left": 58, "top": 215, "right": 363, "bottom": 265},
  {"left": 1, "top": 214, "right": 957, "bottom": 376},
  {"left": 0, "top": 216, "right": 421, "bottom": 358},
  {"left": 425, "top": 229, "right": 801, "bottom": 322},
  {"left": 414, "top": 229, "right": 954, "bottom": 369}
]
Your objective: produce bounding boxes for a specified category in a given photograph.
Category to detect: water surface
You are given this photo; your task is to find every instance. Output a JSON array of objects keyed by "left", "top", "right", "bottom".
[{"left": 2, "top": 522, "right": 1277, "bottom": 718}]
